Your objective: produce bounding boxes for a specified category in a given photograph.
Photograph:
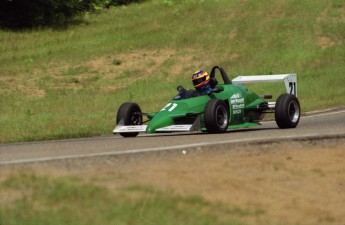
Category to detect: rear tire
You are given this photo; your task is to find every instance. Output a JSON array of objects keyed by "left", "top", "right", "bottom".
[
  {"left": 275, "top": 94, "right": 300, "bottom": 128},
  {"left": 116, "top": 102, "right": 142, "bottom": 137},
  {"left": 204, "top": 99, "right": 229, "bottom": 133}
]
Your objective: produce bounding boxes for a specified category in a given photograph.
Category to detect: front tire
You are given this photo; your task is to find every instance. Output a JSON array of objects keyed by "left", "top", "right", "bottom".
[
  {"left": 275, "top": 94, "right": 300, "bottom": 128},
  {"left": 204, "top": 99, "right": 229, "bottom": 133},
  {"left": 116, "top": 102, "right": 142, "bottom": 137}
]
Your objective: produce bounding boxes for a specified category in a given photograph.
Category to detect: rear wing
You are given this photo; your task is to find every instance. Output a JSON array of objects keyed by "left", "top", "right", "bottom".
[{"left": 232, "top": 73, "right": 297, "bottom": 97}]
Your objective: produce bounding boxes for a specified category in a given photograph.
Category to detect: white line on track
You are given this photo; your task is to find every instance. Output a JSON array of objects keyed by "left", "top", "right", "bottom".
[
  {"left": 303, "top": 110, "right": 345, "bottom": 118},
  {"left": 261, "top": 109, "right": 345, "bottom": 124},
  {"left": 1, "top": 132, "right": 344, "bottom": 166}
]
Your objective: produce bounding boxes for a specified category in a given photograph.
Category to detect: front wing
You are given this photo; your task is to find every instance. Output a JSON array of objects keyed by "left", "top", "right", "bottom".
[
  {"left": 113, "top": 115, "right": 202, "bottom": 134},
  {"left": 113, "top": 124, "right": 196, "bottom": 133}
]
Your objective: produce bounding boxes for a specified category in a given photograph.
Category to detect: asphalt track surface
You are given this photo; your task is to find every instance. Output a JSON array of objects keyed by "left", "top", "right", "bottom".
[{"left": 1, "top": 109, "right": 345, "bottom": 165}]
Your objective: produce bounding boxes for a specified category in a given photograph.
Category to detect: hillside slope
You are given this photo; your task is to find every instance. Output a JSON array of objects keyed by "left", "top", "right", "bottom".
[{"left": 0, "top": 0, "right": 344, "bottom": 142}]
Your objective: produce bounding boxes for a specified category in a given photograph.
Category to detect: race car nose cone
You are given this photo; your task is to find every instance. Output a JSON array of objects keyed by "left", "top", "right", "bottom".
[
  {"left": 146, "top": 111, "right": 174, "bottom": 134},
  {"left": 146, "top": 126, "right": 155, "bottom": 134}
]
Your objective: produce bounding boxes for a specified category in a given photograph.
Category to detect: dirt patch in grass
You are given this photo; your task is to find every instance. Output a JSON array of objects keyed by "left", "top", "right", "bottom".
[
  {"left": 1, "top": 139, "right": 345, "bottom": 225},
  {"left": 0, "top": 49, "right": 177, "bottom": 97},
  {"left": 316, "top": 1, "right": 344, "bottom": 50},
  {"left": 0, "top": 48, "right": 200, "bottom": 97},
  {"left": 87, "top": 49, "right": 176, "bottom": 78},
  {"left": 317, "top": 36, "right": 337, "bottom": 49}
]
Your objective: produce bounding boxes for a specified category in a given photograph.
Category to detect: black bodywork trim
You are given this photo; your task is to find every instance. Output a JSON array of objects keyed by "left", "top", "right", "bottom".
[{"left": 209, "top": 65, "right": 232, "bottom": 84}]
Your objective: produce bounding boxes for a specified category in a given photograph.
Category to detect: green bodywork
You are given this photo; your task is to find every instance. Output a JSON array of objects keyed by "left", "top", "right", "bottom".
[{"left": 146, "top": 83, "right": 268, "bottom": 133}]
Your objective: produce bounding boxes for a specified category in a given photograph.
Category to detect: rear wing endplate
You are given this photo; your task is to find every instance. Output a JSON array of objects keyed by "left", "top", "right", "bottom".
[{"left": 232, "top": 73, "right": 297, "bottom": 96}]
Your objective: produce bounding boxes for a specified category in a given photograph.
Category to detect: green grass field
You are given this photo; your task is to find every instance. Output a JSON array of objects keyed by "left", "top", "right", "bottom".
[
  {"left": 0, "top": 171, "right": 255, "bottom": 225},
  {"left": 0, "top": 0, "right": 344, "bottom": 142}
]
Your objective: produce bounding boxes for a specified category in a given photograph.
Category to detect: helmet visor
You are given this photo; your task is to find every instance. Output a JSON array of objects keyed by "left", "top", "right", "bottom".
[{"left": 192, "top": 76, "right": 207, "bottom": 87}]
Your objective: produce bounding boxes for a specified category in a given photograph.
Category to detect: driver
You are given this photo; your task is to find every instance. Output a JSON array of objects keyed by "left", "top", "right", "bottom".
[
  {"left": 174, "top": 70, "right": 212, "bottom": 100},
  {"left": 192, "top": 70, "right": 212, "bottom": 94}
]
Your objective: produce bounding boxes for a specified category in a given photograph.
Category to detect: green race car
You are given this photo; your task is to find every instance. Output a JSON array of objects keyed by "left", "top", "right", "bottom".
[{"left": 113, "top": 66, "right": 300, "bottom": 137}]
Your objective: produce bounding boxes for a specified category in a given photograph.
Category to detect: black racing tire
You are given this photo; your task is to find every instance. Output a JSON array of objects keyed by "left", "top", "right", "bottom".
[
  {"left": 116, "top": 102, "right": 142, "bottom": 137},
  {"left": 275, "top": 94, "right": 301, "bottom": 129},
  {"left": 204, "top": 99, "right": 229, "bottom": 133}
]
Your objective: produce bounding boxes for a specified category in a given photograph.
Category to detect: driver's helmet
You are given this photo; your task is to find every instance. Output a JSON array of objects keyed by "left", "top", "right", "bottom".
[{"left": 192, "top": 70, "right": 210, "bottom": 90}]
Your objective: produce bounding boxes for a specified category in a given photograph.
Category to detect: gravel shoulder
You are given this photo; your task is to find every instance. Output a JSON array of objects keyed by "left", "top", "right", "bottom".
[{"left": 1, "top": 137, "right": 345, "bottom": 225}]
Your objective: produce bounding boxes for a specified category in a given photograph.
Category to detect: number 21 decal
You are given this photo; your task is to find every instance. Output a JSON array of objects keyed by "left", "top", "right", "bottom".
[
  {"left": 289, "top": 82, "right": 296, "bottom": 95},
  {"left": 161, "top": 103, "right": 178, "bottom": 112}
]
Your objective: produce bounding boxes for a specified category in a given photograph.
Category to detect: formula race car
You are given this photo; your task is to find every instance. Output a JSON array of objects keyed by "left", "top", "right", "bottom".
[{"left": 113, "top": 66, "right": 300, "bottom": 137}]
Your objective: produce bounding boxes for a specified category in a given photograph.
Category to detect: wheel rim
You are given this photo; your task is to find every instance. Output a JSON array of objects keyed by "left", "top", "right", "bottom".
[
  {"left": 288, "top": 100, "right": 300, "bottom": 123},
  {"left": 131, "top": 111, "right": 142, "bottom": 125},
  {"left": 216, "top": 105, "right": 228, "bottom": 128}
]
